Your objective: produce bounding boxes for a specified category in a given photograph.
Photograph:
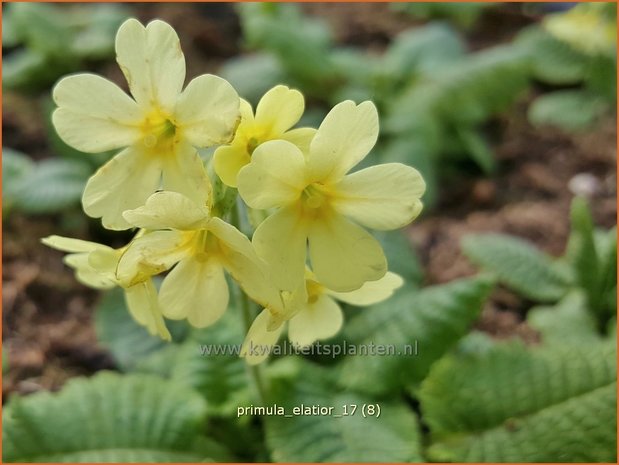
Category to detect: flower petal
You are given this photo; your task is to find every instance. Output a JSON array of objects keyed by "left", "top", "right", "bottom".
[
  {"left": 116, "top": 230, "right": 189, "bottom": 287},
  {"left": 208, "top": 217, "right": 292, "bottom": 316},
  {"left": 308, "top": 212, "right": 387, "bottom": 292},
  {"left": 115, "top": 19, "right": 185, "bottom": 111},
  {"left": 239, "top": 98, "right": 255, "bottom": 124},
  {"left": 82, "top": 146, "right": 162, "bottom": 230},
  {"left": 307, "top": 100, "right": 379, "bottom": 183},
  {"left": 213, "top": 144, "right": 250, "bottom": 188},
  {"left": 241, "top": 309, "right": 284, "bottom": 365},
  {"left": 159, "top": 257, "right": 229, "bottom": 328},
  {"left": 88, "top": 248, "right": 123, "bottom": 283},
  {"left": 64, "top": 253, "right": 117, "bottom": 290},
  {"left": 52, "top": 73, "right": 142, "bottom": 153},
  {"left": 328, "top": 271, "right": 404, "bottom": 306},
  {"left": 288, "top": 295, "right": 343, "bottom": 347},
  {"left": 280, "top": 127, "right": 317, "bottom": 154},
  {"left": 255, "top": 85, "right": 304, "bottom": 136},
  {"left": 333, "top": 163, "right": 425, "bottom": 230},
  {"left": 41, "top": 235, "right": 110, "bottom": 253},
  {"left": 124, "top": 191, "right": 209, "bottom": 231},
  {"left": 252, "top": 206, "right": 307, "bottom": 293},
  {"left": 161, "top": 142, "right": 212, "bottom": 207},
  {"left": 237, "top": 140, "right": 306, "bottom": 210},
  {"left": 124, "top": 280, "right": 172, "bottom": 341},
  {"left": 175, "top": 74, "right": 240, "bottom": 147}
]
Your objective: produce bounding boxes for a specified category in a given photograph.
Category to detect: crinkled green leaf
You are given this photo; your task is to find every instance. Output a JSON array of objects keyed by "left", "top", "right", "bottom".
[
  {"left": 383, "top": 24, "right": 465, "bottom": 78},
  {"left": 529, "top": 90, "right": 605, "bottom": 131},
  {"left": 421, "top": 341, "right": 616, "bottom": 462},
  {"left": 516, "top": 26, "right": 588, "bottom": 84},
  {"left": 2, "top": 147, "right": 34, "bottom": 201},
  {"left": 11, "top": 159, "right": 91, "bottom": 214},
  {"left": 265, "top": 361, "right": 424, "bottom": 463},
  {"left": 339, "top": 277, "right": 493, "bottom": 394},
  {"left": 386, "top": 45, "right": 529, "bottom": 133},
  {"left": 528, "top": 291, "right": 602, "bottom": 345},
  {"left": 94, "top": 288, "right": 189, "bottom": 372},
  {"left": 169, "top": 309, "right": 251, "bottom": 416},
  {"left": 2, "top": 372, "right": 220, "bottom": 463},
  {"left": 462, "top": 233, "right": 571, "bottom": 302}
]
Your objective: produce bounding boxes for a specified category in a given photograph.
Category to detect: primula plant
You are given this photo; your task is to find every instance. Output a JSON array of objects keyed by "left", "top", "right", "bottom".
[
  {"left": 5, "top": 7, "right": 617, "bottom": 464},
  {"left": 42, "top": 19, "right": 425, "bottom": 368}
]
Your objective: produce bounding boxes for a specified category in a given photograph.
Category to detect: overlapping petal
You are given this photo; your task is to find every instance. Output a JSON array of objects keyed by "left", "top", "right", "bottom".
[
  {"left": 175, "top": 74, "right": 240, "bottom": 147},
  {"left": 42, "top": 235, "right": 111, "bottom": 254},
  {"left": 124, "top": 279, "right": 172, "bottom": 341},
  {"left": 208, "top": 217, "right": 277, "bottom": 307},
  {"left": 237, "top": 140, "right": 306, "bottom": 210},
  {"left": 333, "top": 163, "right": 426, "bottom": 230},
  {"left": 159, "top": 257, "right": 229, "bottom": 328},
  {"left": 241, "top": 309, "right": 284, "bottom": 365},
  {"left": 288, "top": 295, "right": 343, "bottom": 347},
  {"left": 160, "top": 142, "right": 212, "bottom": 208},
  {"left": 63, "top": 253, "right": 117, "bottom": 290},
  {"left": 254, "top": 85, "right": 305, "bottom": 136},
  {"left": 280, "top": 127, "right": 317, "bottom": 154},
  {"left": 115, "top": 19, "right": 185, "bottom": 112},
  {"left": 251, "top": 206, "right": 308, "bottom": 292},
  {"left": 213, "top": 145, "right": 251, "bottom": 188},
  {"left": 52, "top": 74, "right": 142, "bottom": 153},
  {"left": 124, "top": 191, "right": 209, "bottom": 231},
  {"left": 308, "top": 211, "right": 386, "bottom": 292},
  {"left": 307, "top": 100, "right": 379, "bottom": 183},
  {"left": 328, "top": 272, "right": 404, "bottom": 306},
  {"left": 82, "top": 146, "right": 162, "bottom": 230},
  {"left": 116, "top": 230, "right": 190, "bottom": 286},
  {"left": 42, "top": 235, "right": 118, "bottom": 289}
]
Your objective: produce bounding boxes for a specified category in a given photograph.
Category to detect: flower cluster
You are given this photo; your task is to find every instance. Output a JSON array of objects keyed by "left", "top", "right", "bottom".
[{"left": 43, "top": 19, "right": 425, "bottom": 364}]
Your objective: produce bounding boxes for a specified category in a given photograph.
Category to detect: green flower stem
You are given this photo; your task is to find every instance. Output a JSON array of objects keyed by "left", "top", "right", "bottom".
[
  {"left": 239, "top": 286, "right": 268, "bottom": 404},
  {"left": 230, "top": 198, "right": 268, "bottom": 404}
]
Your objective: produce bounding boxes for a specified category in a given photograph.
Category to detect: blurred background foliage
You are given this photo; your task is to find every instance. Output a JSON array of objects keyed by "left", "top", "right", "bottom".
[{"left": 2, "top": 2, "right": 617, "bottom": 463}]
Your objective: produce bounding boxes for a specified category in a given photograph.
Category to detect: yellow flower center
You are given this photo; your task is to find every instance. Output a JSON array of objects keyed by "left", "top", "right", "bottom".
[
  {"left": 141, "top": 109, "right": 177, "bottom": 151},
  {"left": 306, "top": 279, "right": 324, "bottom": 304},
  {"left": 301, "top": 183, "right": 329, "bottom": 210},
  {"left": 246, "top": 137, "right": 260, "bottom": 155},
  {"left": 190, "top": 230, "right": 221, "bottom": 262}
]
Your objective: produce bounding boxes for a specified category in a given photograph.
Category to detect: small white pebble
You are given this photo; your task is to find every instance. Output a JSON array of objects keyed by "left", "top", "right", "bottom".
[{"left": 568, "top": 173, "right": 600, "bottom": 197}]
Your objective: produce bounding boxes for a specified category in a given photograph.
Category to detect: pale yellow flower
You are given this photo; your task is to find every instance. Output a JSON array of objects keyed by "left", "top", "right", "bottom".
[
  {"left": 41, "top": 235, "right": 171, "bottom": 341},
  {"left": 116, "top": 191, "right": 290, "bottom": 328},
  {"left": 52, "top": 18, "right": 240, "bottom": 230},
  {"left": 545, "top": 4, "right": 617, "bottom": 56},
  {"left": 241, "top": 271, "right": 404, "bottom": 365},
  {"left": 213, "top": 85, "right": 316, "bottom": 187},
  {"left": 237, "top": 100, "right": 425, "bottom": 293}
]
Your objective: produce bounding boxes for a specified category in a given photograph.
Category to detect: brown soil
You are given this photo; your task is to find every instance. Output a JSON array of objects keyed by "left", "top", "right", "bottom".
[
  {"left": 409, "top": 101, "right": 616, "bottom": 339},
  {"left": 3, "top": 217, "right": 115, "bottom": 400}
]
